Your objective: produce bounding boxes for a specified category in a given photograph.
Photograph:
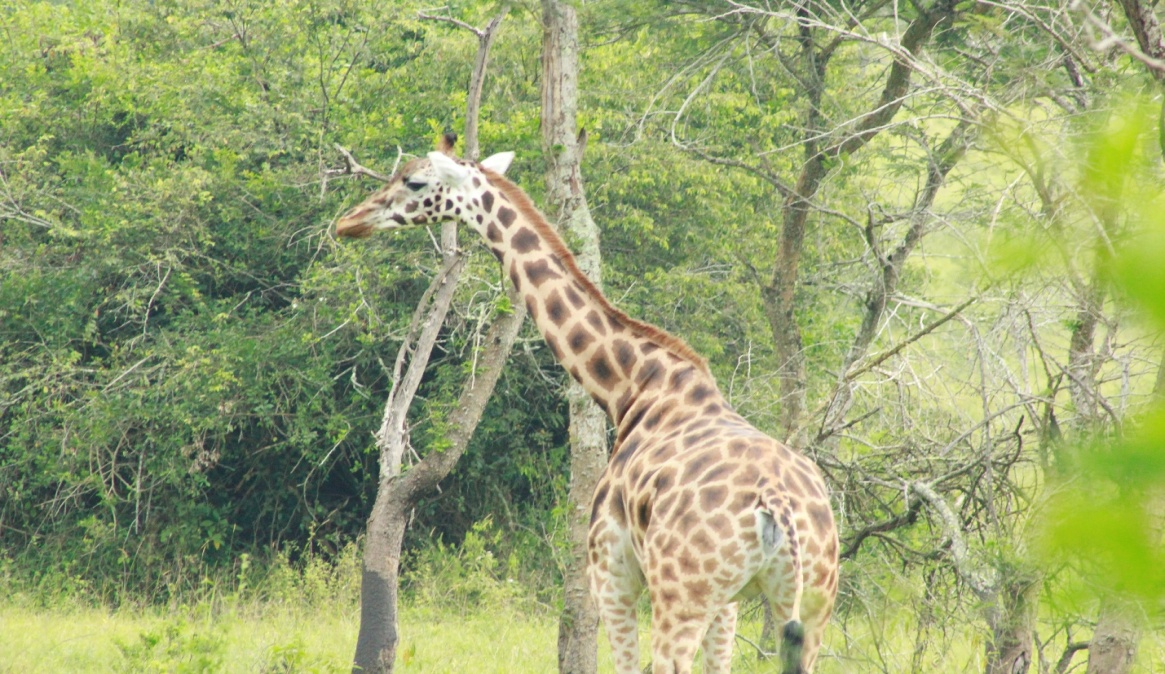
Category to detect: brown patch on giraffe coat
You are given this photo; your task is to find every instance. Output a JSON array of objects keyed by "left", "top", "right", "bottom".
[
  {"left": 731, "top": 491, "right": 758, "bottom": 512},
  {"left": 405, "top": 201, "right": 419, "bottom": 213},
  {"left": 707, "top": 513, "right": 732, "bottom": 535},
  {"left": 635, "top": 359, "right": 665, "bottom": 389},
  {"left": 687, "top": 384, "right": 715, "bottom": 405},
  {"left": 700, "top": 485, "right": 729, "bottom": 511},
  {"left": 636, "top": 497, "right": 652, "bottom": 529},
  {"left": 682, "top": 428, "right": 718, "bottom": 449},
  {"left": 659, "top": 534, "right": 681, "bottom": 559},
  {"left": 795, "top": 468, "right": 821, "bottom": 499},
  {"left": 613, "top": 339, "right": 636, "bottom": 376},
  {"left": 590, "top": 482, "right": 610, "bottom": 526},
  {"left": 734, "top": 470, "right": 760, "bottom": 487},
  {"left": 486, "top": 222, "right": 502, "bottom": 242},
  {"left": 587, "top": 350, "right": 616, "bottom": 388},
  {"left": 824, "top": 536, "right": 838, "bottom": 560},
  {"left": 511, "top": 227, "right": 540, "bottom": 253},
  {"left": 564, "top": 285, "right": 585, "bottom": 309},
  {"left": 611, "top": 438, "right": 640, "bottom": 471},
  {"left": 524, "top": 296, "right": 538, "bottom": 320},
  {"left": 497, "top": 206, "right": 516, "bottom": 227},
  {"left": 614, "top": 390, "right": 633, "bottom": 421},
  {"left": 480, "top": 190, "right": 494, "bottom": 213},
  {"left": 702, "top": 463, "right": 734, "bottom": 483},
  {"left": 643, "top": 400, "right": 676, "bottom": 430},
  {"left": 690, "top": 528, "right": 715, "bottom": 554},
  {"left": 523, "top": 259, "right": 562, "bottom": 287},
  {"left": 610, "top": 489, "right": 626, "bottom": 525},
  {"left": 654, "top": 468, "right": 675, "bottom": 492},
  {"left": 567, "top": 324, "right": 595, "bottom": 354},
  {"left": 585, "top": 310, "right": 607, "bottom": 335},
  {"left": 668, "top": 367, "right": 695, "bottom": 390},
  {"left": 807, "top": 502, "right": 832, "bottom": 535},
  {"left": 683, "top": 579, "right": 712, "bottom": 603},
  {"left": 545, "top": 290, "right": 567, "bottom": 326}
]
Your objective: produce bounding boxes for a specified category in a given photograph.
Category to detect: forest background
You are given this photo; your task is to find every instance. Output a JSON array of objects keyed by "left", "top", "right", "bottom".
[{"left": 1, "top": 0, "right": 1164, "bottom": 672}]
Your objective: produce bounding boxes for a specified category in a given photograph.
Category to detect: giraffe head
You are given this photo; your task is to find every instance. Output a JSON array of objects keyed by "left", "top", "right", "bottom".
[{"left": 334, "top": 137, "right": 514, "bottom": 239}]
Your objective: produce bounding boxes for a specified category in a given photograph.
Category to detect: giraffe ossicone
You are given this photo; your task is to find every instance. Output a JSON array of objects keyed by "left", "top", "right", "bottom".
[{"left": 336, "top": 141, "right": 838, "bottom": 674}]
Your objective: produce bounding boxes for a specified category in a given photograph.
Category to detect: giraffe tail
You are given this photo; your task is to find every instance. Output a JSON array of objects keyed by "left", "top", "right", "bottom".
[
  {"left": 758, "top": 489, "right": 806, "bottom": 674},
  {"left": 779, "top": 619, "right": 806, "bottom": 674}
]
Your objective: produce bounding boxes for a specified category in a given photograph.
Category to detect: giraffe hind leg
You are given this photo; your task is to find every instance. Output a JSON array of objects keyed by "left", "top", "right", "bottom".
[
  {"left": 647, "top": 603, "right": 708, "bottom": 674},
  {"left": 700, "top": 603, "right": 738, "bottom": 674}
]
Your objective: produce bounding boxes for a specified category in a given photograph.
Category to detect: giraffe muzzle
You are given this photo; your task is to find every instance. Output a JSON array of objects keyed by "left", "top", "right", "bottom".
[{"left": 335, "top": 208, "right": 376, "bottom": 238}]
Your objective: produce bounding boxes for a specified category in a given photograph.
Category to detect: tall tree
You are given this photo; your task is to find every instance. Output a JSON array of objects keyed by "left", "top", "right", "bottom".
[
  {"left": 350, "top": 11, "right": 515, "bottom": 673},
  {"left": 541, "top": 2, "right": 609, "bottom": 673}
]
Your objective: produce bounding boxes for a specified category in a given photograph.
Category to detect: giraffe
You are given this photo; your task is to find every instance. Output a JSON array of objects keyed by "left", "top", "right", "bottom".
[{"left": 335, "top": 137, "right": 839, "bottom": 674}]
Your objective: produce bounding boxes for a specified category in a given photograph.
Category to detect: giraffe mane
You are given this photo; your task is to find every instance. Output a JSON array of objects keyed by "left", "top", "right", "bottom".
[{"left": 480, "top": 166, "right": 711, "bottom": 376}]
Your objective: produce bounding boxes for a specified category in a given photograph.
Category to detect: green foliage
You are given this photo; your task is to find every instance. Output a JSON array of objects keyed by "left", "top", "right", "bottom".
[
  {"left": 114, "top": 619, "right": 227, "bottom": 674},
  {"left": 0, "top": 0, "right": 567, "bottom": 600},
  {"left": 403, "top": 517, "right": 538, "bottom": 614},
  {"left": 1037, "top": 99, "right": 1165, "bottom": 606}
]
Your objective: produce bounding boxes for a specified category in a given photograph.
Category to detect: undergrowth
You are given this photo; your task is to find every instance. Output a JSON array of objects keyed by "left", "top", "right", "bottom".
[{"left": 0, "top": 517, "right": 555, "bottom": 673}]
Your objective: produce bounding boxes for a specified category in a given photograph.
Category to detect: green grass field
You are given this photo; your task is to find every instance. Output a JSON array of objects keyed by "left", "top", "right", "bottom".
[
  {"left": 2, "top": 547, "right": 1161, "bottom": 674},
  {"left": 3, "top": 599, "right": 1163, "bottom": 673}
]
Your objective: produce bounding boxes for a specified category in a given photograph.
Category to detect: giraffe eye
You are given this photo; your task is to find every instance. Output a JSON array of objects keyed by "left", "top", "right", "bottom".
[{"left": 405, "top": 179, "right": 426, "bottom": 191}]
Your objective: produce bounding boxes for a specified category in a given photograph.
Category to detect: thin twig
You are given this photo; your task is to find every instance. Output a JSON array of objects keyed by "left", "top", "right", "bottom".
[{"left": 329, "top": 143, "right": 391, "bottom": 182}]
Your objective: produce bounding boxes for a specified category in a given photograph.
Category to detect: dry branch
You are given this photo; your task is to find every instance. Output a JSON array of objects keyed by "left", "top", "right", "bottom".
[
  {"left": 329, "top": 144, "right": 392, "bottom": 182},
  {"left": 909, "top": 481, "right": 995, "bottom": 600}
]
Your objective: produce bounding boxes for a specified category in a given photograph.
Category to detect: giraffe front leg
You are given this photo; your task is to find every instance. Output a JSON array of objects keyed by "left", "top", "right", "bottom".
[
  {"left": 588, "top": 530, "right": 644, "bottom": 674},
  {"left": 700, "top": 602, "right": 738, "bottom": 674}
]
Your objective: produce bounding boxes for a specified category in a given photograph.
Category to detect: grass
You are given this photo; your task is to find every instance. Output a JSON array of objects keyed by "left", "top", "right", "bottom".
[
  {"left": 2, "top": 536, "right": 1162, "bottom": 673},
  {"left": 3, "top": 597, "right": 1164, "bottom": 673},
  {"left": 0, "top": 600, "right": 562, "bottom": 673}
]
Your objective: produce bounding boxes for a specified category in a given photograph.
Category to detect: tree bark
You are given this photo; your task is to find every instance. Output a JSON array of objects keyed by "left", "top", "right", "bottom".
[
  {"left": 352, "top": 11, "right": 509, "bottom": 673},
  {"left": 1086, "top": 599, "right": 1140, "bottom": 674},
  {"left": 911, "top": 481, "right": 1038, "bottom": 674},
  {"left": 983, "top": 570, "right": 1039, "bottom": 674},
  {"left": 541, "top": 3, "right": 608, "bottom": 673}
]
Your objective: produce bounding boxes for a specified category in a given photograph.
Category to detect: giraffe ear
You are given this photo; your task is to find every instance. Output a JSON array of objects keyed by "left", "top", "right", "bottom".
[
  {"left": 427, "top": 151, "right": 470, "bottom": 186},
  {"left": 480, "top": 151, "right": 514, "bottom": 176}
]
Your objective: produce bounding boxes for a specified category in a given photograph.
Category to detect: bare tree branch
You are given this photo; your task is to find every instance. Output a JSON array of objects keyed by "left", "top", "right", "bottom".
[
  {"left": 910, "top": 481, "right": 995, "bottom": 599},
  {"left": 329, "top": 143, "right": 392, "bottom": 182}
]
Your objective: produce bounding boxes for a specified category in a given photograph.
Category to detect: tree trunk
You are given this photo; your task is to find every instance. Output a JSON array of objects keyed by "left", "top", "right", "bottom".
[
  {"left": 541, "top": 3, "right": 608, "bottom": 673},
  {"left": 1086, "top": 600, "right": 1140, "bottom": 674},
  {"left": 983, "top": 570, "right": 1039, "bottom": 674},
  {"left": 354, "top": 486, "right": 409, "bottom": 672},
  {"left": 351, "top": 12, "right": 508, "bottom": 673}
]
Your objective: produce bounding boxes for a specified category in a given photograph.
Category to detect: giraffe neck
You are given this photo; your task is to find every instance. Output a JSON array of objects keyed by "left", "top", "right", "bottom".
[{"left": 469, "top": 171, "right": 714, "bottom": 429}]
